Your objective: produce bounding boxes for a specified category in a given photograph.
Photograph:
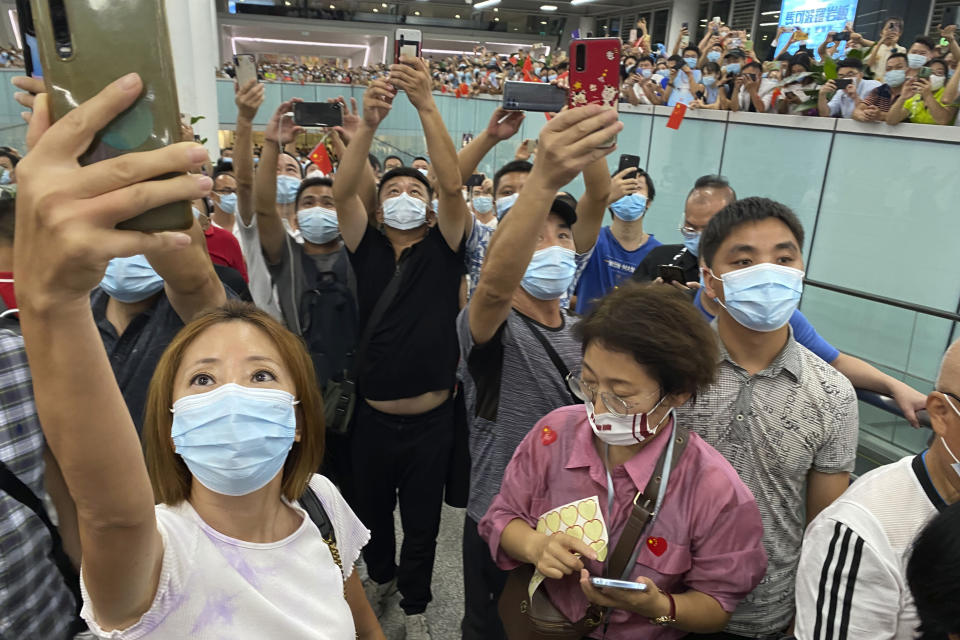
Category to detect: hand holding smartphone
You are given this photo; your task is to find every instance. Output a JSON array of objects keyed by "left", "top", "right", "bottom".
[
  {"left": 395, "top": 28, "right": 422, "bottom": 64},
  {"left": 567, "top": 38, "right": 620, "bottom": 148},
  {"left": 234, "top": 53, "right": 257, "bottom": 87},
  {"left": 589, "top": 577, "right": 648, "bottom": 591}
]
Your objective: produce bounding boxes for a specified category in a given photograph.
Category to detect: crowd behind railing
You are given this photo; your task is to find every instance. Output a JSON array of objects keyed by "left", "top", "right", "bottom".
[{"left": 219, "top": 17, "right": 960, "bottom": 127}]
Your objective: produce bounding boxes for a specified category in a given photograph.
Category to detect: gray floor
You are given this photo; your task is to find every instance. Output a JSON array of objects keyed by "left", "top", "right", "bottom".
[{"left": 376, "top": 503, "right": 467, "bottom": 640}]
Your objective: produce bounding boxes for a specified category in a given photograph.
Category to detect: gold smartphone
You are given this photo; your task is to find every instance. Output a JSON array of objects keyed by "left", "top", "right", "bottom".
[{"left": 30, "top": 0, "right": 191, "bottom": 231}]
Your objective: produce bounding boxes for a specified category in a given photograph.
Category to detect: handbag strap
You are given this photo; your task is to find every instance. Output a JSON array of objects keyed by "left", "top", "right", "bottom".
[
  {"left": 348, "top": 257, "right": 407, "bottom": 380},
  {"left": 299, "top": 485, "right": 345, "bottom": 587},
  {"left": 517, "top": 312, "right": 579, "bottom": 405},
  {"left": 607, "top": 423, "right": 689, "bottom": 579},
  {"left": 0, "top": 459, "right": 82, "bottom": 615}
]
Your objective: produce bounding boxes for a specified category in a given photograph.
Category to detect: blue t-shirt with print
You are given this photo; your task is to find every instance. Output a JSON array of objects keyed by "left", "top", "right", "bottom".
[
  {"left": 575, "top": 226, "right": 661, "bottom": 315},
  {"left": 693, "top": 289, "right": 840, "bottom": 363}
]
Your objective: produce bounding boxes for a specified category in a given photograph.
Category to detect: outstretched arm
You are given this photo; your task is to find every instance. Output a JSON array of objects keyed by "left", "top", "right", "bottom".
[
  {"left": 233, "top": 79, "right": 264, "bottom": 227},
  {"left": 254, "top": 99, "right": 303, "bottom": 264},
  {"left": 15, "top": 76, "right": 211, "bottom": 630},
  {"left": 458, "top": 107, "right": 524, "bottom": 182},
  {"left": 572, "top": 156, "right": 612, "bottom": 253},
  {"left": 332, "top": 79, "right": 395, "bottom": 252}
]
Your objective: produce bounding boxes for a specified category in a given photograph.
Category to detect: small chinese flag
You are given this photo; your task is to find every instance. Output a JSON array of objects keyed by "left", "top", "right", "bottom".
[
  {"left": 457, "top": 83, "right": 470, "bottom": 98},
  {"left": 309, "top": 141, "right": 334, "bottom": 175},
  {"left": 522, "top": 55, "right": 538, "bottom": 82},
  {"left": 666, "top": 102, "right": 687, "bottom": 130}
]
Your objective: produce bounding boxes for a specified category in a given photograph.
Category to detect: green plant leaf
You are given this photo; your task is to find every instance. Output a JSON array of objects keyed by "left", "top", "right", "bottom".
[
  {"left": 200, "top": 137, "right": 208, "bottom": 146},
  {"left": 846, "top": 48, "right": 865, "bottom": 60},
  {"left": 822, "top": 56, "right": 838, "bottom": 79},
  {"left": 190, "top": 115, "right": 206, "bottom": 125}
]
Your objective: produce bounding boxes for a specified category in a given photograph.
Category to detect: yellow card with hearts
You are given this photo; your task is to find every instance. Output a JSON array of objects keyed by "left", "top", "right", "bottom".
[{"left": 529, "top": 495, "right": 610, "bottom": 599}]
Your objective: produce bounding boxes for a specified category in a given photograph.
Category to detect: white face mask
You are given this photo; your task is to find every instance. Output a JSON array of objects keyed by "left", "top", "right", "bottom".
[
  {"left": 585, "top": 398, "right": 668, "bottom": 447},
  {"left": 938, "top": 394, "right": 960, "bottom": 480},
  {"left": 382, "top": 192, "right": 428, "bottom": 230},
  {"left": 930, "top": 74, "right": 946, "bottom": 90}
]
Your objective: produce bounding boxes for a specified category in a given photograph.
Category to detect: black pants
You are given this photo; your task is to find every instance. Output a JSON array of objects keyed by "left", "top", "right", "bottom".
[
  {"left": 461, "top": 515, "right": 508, "bottom": 640},
  {"left": 350, "top": 397, "right": 454, "bottom": 615}
]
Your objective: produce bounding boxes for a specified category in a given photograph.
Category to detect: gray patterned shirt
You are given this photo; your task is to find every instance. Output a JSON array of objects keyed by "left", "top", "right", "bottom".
[{"left": 677, "top": 330, "right": 858, "bottom": 637}]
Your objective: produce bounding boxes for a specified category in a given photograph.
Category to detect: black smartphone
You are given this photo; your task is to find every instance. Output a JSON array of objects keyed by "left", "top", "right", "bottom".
[
  {"left": 466, "top": 173, "right": 484, "bottom": 188},
  {"left": 293, "top": 102, "right": 343, "bottom": 127},
  {"left": 658, "top": 264, "right": 686, "bottom": 284},
  {"left": 617, "top": 154, "right": 640, "bottom": 179},
  {"left": 832, "top": 31, "right": 851, "bottom": 42},
  {"left": 502, "top": 80, "right": 566, "bottom": 111},
  {"left": 834, "top": 78, "right": 853, "bottom": 89},
  {"left": 696, "top": 90, "right": 705, "bottom": 100},
  {"left": 917, "top": 66, "right": 933, "bottom": 80}
]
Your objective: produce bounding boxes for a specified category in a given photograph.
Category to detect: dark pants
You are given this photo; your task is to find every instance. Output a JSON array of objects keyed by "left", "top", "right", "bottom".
[
  {"left": 461, "top": 515, "right": 508, "bottom": 640},
  {"left": 321, "top": 429, "right": 354, "bottom": 504},
  {"left": 350, "top": 397, "right": 454, "bottom": 615},
  {"left": 688, "top": 633, "right": 793, "bottom": 640}
]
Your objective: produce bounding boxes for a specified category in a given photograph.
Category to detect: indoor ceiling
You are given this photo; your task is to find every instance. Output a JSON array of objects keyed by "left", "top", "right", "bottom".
[{"left": 296, "top": 0, "right": 648, "bottom": 16}]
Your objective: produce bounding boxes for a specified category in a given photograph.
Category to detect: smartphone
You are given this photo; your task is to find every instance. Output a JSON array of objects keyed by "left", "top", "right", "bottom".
[
  {"left": 30, "top": 0, "right": 190, "bottom": 232},
  {"left": 293, "top": 101, "right": 343, "bottom": 127},
  {"left": 234, "top": 53, "right": 257, "bottom": 87},
  {"left": 568, "top": 38, "right": 620, "bottom": 148},
  {"left": 833, "top": 31, "right": 851, "bottom": 42},
  {"left": 658, "top": 264, "right": 687, "bottom": 284},
  {"left": 395, "top": 28, "right": 421, "bottom": 63},
  {"left": 590, "top": 577, "right": 649, "bottom": 591},
  {"left": 502, "top": 80, "right": 566, "bottom": 111},
  {"left": 917, "top": 66, "right": 933, "bottom": 80},
  {"left": 466, "top": 173, "right": 484, "bottom": 188},
  {"left": 834, "top": 78, "right": 853, "bottom": 89},
  {"left": 617, "top": 153, "right": 640, "bottom": 178},
  {"left": 680, "top": 21, "right": 690, "bottom": 48},
  {"left": 629, "top": 28, "right": 638, "bottom": 43}
]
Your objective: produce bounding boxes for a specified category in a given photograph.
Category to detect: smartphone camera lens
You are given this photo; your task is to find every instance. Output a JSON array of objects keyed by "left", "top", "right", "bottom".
[
  {"left": 48, "top": 0, "right": 73, "bottom": 59},
  {"left": 575, "top": 44, "right": 586, "bottom": 72}
]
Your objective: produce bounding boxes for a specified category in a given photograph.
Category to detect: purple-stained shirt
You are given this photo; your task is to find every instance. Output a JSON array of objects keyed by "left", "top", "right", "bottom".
[{"left": 479, "top": 405, "right": 767, "bottom": 639}]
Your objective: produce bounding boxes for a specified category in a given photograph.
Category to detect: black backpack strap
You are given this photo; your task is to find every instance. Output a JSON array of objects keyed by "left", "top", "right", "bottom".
[
  {"left": 348, "top": 257, "right": 407, "bottom": 381},
  {"left": 0, "top": 459, "right": 83, "bottom": 623},
  {"left": 299, "top": 485, "right": 345, "bottom": 586},
  {"left": 298, "top": 247, "right": 351, "bottom": 335},
  {"left": 517, "top": 312, "right": 580, "bottom": 405}
]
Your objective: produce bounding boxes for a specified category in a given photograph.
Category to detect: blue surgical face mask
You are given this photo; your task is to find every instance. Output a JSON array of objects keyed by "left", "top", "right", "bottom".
[
  {"left": 496, "top": 192, "right": 519, "bottom": 219},
  {"left": 382, "top": 192, "right": 428, "bottom": 230},
  {"left": 682, "top": 230, "right": 701, "bottom": 256},
  {"left": 548, "top": 74, "right": 558, "bottom": 82},
  {"left": 217, "top": 192, "right": 237, "bottom": 215},
  {"left": 640, "top": 68, "right": 653, "bottom": 78},
  {"left": 939, "top": 395, "right": 960, "bottom": 480},
  {"left": 192, "top": 206, "right": 205, "bottom": 220},
  {"left": 171, "top": 383, "right": 298, "bottom": 497},
  {"left": 710, "top": 263, "right": 804, "bottom": 332},
  {"left": 432, "top": 198, "right": 439, "bottom": 213},
  {"left": 726, "top": 63, "right": 741, "bottom": 75},
  {"left": 907, "top": 53, "right": 928, "bottom": 69},
  {"left": 418, "top": 168, "right": 429, "bottom": 177},
  {"left": 610, "top": 193, "right": 647, "bottom": 221},
  {"left": 521, "top": 245, "right": 577, "bottom": 300},
  {"left": 707, "top": 51, "right": 722, "bottom": 63},
  {"left": 684, "top": 57, "right": 698, "bottom": 69},
  {"left": 703, "top": 76, "right": 717, "bottom": 87},
  {"left": 100, "top": 254, "right": 165, "bottom": 303},
  {"left": 885, "top": 69, "right": 907, "bottom": 87},
  {"left": 297, "top": 206, "right": 340, "bottom": 244},
  {"left": 473, "top": 195, "right": 494, "bottom": 215},
  {"left": 0, "top": 169, "right": 10, "bottom": 186},
  {"left": 276, "top": 174, "right": 301, "bottom": 204}
]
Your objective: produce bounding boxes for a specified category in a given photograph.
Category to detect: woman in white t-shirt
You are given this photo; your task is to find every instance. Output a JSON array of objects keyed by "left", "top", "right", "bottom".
[{"left": 13, "top": 79, "right": 384, "bottom": 639}]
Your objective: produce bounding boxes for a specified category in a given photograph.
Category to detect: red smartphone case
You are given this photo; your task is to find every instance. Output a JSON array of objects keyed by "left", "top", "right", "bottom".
[{"left": 568, "top": 38, "right": 621, "bottom": 109}]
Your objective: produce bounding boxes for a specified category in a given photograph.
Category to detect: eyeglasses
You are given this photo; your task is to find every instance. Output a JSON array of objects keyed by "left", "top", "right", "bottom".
[
  {"left": 213, "top": 188, "right": 236, "bottom": 196},
  {"left": 939, "top": 390, "right": 960, "bottom": 405},
  {"left": 679, "top": 223, "right": 700, "bottom": 238},
  {"left": 567, "top": 374, "right": 659, "bottom": 417}
]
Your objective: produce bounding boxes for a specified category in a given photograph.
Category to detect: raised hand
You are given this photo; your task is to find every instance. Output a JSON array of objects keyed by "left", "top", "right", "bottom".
[
  {"left": 264, "top": 98, "right": 303, "bottom": 144},
  {"left": 389, "top": 56, "right": 434, "bottom": 110},
  {"left": 14, "top": 73, "right": 210, "bottom": 311},
  {"left": 609, "top": 167, "right": 640, "bottom": 202},
  {"left": 235, "top": 78, "right": 264, "bottom": 122},
  {"left": 361, "top": 78, "right": 396, "bottom": 128},
  {"left": 486, "top": 107, "right": 524, "bottom": 140},
  {"left": 534, "top": 105, "right": 622, "bottom": 190},
  {"left": 330, "top": 95, "right": 360, "bottom": 143}
]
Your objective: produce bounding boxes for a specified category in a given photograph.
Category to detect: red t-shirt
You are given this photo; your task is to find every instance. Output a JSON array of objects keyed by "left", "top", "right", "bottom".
[
  {"left": 204, "top": 226, "right": 249, "bottom": 282},
  {"left": 0, "top": 271, "right": 15, "bottom": 313}
]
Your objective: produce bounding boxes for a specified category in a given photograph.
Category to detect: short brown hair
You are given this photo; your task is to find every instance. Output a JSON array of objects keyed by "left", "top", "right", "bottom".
[
  {"left": 575, "top": 282, "right": 718, "bottom": 398},
  {"left": 143, "top": 301, "right": 324, "bottom": 505}
]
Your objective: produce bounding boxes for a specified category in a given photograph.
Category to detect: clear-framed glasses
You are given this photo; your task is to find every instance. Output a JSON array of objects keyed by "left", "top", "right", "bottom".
[
  {"left": 567, "top": 374, "right": 660, "bottom": 418},
  {"left": 679, "top": 223, "right": 700, "bottom": 238}
]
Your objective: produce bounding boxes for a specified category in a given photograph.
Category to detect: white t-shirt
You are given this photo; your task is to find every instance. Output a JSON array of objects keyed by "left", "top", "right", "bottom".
[
  {"left": 80, "top": 474, "right": 369, "bottom": 639},
  {"left": 794, "top": 454, "right": 945, "bottom": 640},
  {"left": 233, "top": 216, "right": 283, "bottom": 320}
]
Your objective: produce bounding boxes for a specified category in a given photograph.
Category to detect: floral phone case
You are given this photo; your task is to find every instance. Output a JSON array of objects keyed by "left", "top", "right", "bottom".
[{"left": 568, "top": 38, "right": 620, "bottom": 147}]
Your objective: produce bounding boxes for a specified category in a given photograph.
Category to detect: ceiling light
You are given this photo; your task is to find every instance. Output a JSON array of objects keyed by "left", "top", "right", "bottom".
[
  {"left": 414, "top": 11, "right": 420, "bottom": 15},
  {"left": 570, "top": 0, "right": 599, "bottom": 4},
  {"left": 761, "top": 10, "right": 781, "bottom": 15},
  {"left": 381, "top": 2, "right": 387, "bottom": 5},
  {"left": 540, "top": 4, "right": 557, "bottom": 10},
  {"left": 758, "top": 21, "right": 778, "bottom": 26},
  {"left": 494, "top": 17, "right": 499, "bottom": 21},
  {"left": 373, "top": 7, "right": 378, "bottom": 11},
  {"left": 329, "top": 3, "right": 335, "bottom": 8},
  {"left": 540, "top": 21, "right": 547, "bottom": 25},
  {"left": 455, "top": 14, "right": 460, "bottom": 18},
  {"left": 473, "top": 0, "right": 501, "bottom": 8},
  {"left": 493, "top": 7, "right": 498, "bottom": 11}
]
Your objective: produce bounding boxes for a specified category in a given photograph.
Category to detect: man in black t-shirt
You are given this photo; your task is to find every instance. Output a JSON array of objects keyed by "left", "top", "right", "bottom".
[
  {"left": 633, "top": 174, "right": 736, "bottom": 286},
  {"left": 333, "top": 60, "right": 469, "bottom": 639}
]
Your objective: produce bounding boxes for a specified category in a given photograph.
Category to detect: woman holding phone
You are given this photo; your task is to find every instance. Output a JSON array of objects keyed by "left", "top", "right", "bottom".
[
  {"left": 479, "top": 282, "right": 767, "bottom": 636},
  {"left": 14, "top": 76, "right": 384, "bottom": 639}
]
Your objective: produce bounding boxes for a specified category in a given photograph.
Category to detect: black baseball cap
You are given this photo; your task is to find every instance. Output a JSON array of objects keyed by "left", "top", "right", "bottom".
[{"left": 551, "top": 193, "right": 578, "bottom": 226}]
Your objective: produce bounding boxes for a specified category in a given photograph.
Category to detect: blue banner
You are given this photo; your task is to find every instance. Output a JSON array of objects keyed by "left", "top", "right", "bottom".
[{"left": 775, "top": 0, "right": 859, "bottom": 61}]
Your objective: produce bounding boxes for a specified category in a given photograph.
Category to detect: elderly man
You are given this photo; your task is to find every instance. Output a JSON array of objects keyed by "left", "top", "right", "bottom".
[{"left": 794, "top": 340, "right": 960, "bottom": 639}]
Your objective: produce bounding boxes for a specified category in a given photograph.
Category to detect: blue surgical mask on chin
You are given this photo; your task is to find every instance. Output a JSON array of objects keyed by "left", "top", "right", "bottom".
[
  {"left": 610, "top": 193, "right": 647, "bottom": 221},
  {"left": 521, "top": 245, "right": 577, "bottom": 300},
  {"left": 710, "top": 263, "right": 804, "bottom": 332},
  {"left": 217, "top": 192, "right": 238, "bottom": 215},
  {"left": 100, "top": 254, "right": 165, "bottom": 303},
  {"left": 297, "top": 206, "right": 340, "bottom": 244},
  {"left": 473, "top": 195, "right": 494, "bottom": 215},
  {"left": 682, "top": 230, "right": 701, "bottom": 256},
  {"left": 276, "top": 175, "right": 301, "bottom": 205},
  {"left": 171, "top": 383, "right": 298, "bottom": 497},
  {"left": 496, "top": 193, "right": 519, "bottom": 219}
]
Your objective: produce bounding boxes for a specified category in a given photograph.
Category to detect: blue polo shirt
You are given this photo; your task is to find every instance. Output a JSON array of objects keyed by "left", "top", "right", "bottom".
[
  {"left": 574, "top": 226, "right": 661, "bottom": 315},
  {"left": 693, "top": 289, "right": 841, "bottom": 364}
]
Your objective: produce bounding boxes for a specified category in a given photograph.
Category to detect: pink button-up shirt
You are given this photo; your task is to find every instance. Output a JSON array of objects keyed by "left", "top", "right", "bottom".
[{"left": 479, "top": 405, "right": 767, "bottom": 639}]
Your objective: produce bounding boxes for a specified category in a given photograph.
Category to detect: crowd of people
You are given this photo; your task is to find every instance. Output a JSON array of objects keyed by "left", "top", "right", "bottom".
[
  {"left": 220, "top": 17, "right": 960, "bottom": 125},
  {"left": 1, "top": 32, "right": 959, "bottom": 640}
]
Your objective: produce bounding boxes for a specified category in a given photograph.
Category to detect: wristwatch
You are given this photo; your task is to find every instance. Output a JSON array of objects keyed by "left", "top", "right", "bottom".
[{"left": 650, "top": 590, "right": 677, "bottom": 626}]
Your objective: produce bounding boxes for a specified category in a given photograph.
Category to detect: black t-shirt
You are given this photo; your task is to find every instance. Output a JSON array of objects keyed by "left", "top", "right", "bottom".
[
  {"left": 632, "top": 244, "right": 700, "bottom": 284},
  {"left": 92, "top": 289, "right": 185, "bottom": 436},
  {"left": 348, "top": 225, "right": 465, "bottom": 401}
]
